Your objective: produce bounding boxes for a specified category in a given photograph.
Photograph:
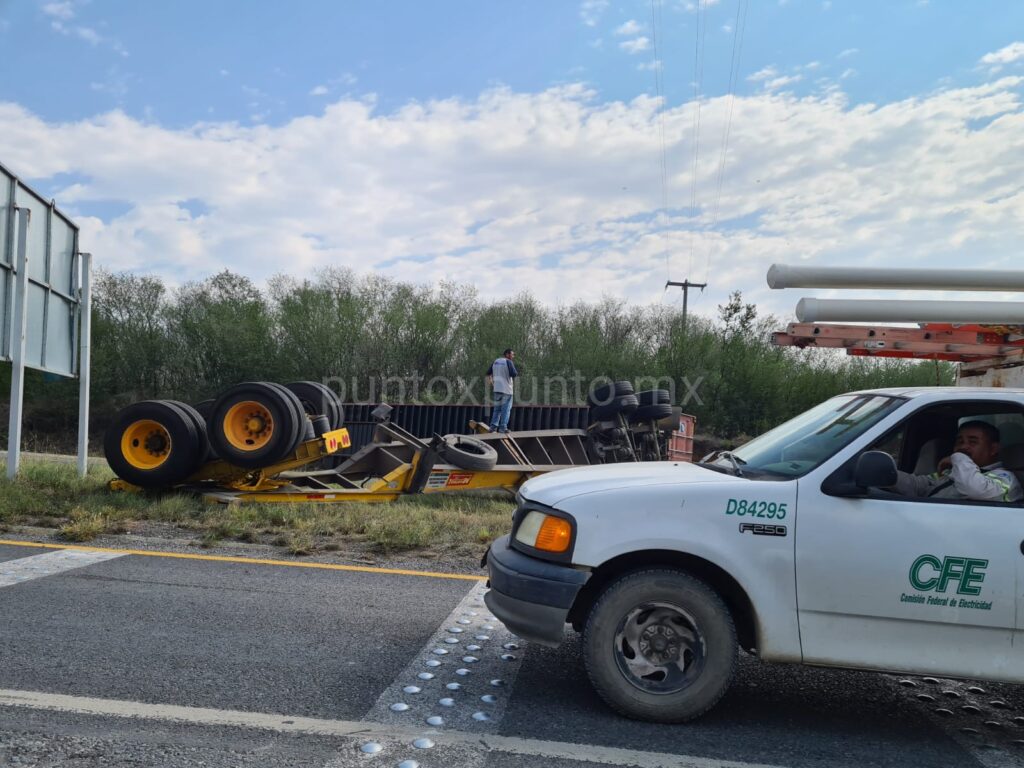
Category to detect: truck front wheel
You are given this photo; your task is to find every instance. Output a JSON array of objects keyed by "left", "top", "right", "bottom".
[{"left": 583, "top": 569, "right": 737, "bottom": 722}]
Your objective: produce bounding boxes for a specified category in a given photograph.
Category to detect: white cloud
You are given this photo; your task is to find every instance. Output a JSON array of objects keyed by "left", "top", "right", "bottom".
[
  {"left": 42, "top": 2, "right": 75, "bottom": 20},
  {"left": 579, "top": 0, "right": 608, "bottom": 27},
  {"left": 747, "top": 66, "right": 778, "bottom": 82},
  {"left": 980, "top": 42, "right": 1024, "bottom": 74},
  {"left": 2, "top": 76, "right": 1022, "bottom": 316},
  {"left": 680, "top": 0, "right": 720, "bottom": 10},
  {"left": 615, "top": 20, "right": 643, "bottom": 36},
  {"left": 722, "top": 24, "right": 733, "bottom": 33},
  {"left": 43, "top": 1, "right": 129, "bottom": 56},
  {"left": 764, "top": 75, "right": 802, "bottom": 91},
  {"left": 838, "top": 47, "right": 859, "bottom": 58},
  {"left": 637, "top": 61, "right": 663, "bottom": 72},
  {"left": 840, "top": 68, "right": 857, "bottom": 79},
  {"left": 76, "top": 26, "right": 101, "bottom": 45},
  {"left": 620, "top": 37, "right": 651, "bottom": 54},
  {"left": 310, "top": 85, "right": 329, "bottom": 96},
  {"left": 219, "top": 69, "right": 230, "bottom": 77}
]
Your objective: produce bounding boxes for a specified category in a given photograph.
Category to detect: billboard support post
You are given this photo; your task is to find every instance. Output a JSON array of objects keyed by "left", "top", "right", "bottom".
[
  {"left": 7, "top": 207, "right": 30, "bottom": 479},
  {"left": 77, "top": 252, "right": 92, "bottom": 478}
]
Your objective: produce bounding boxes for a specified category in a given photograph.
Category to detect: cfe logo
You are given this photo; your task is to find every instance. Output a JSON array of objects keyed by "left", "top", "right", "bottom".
[{"left": 909, "top": 554, "right": 988, "bottom": 596}]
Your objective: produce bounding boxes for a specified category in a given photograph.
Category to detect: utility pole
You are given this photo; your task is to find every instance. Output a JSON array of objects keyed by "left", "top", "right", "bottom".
[{"left": 666, "top": 279, "right": 707, "bottom": 338}]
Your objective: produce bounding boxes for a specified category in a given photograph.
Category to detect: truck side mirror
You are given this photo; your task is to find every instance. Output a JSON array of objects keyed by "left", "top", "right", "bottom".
[{"left": 853, "top": 451, "right": 898, "bottom": 488}]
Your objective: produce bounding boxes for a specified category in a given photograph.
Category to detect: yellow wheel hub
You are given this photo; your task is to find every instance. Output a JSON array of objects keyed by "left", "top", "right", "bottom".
[
  {"left": 121, "top": 419, "right": 172, "bottom": 470},
  {"left": 224, "top": 400, "right": 275, "bottom": 451}
]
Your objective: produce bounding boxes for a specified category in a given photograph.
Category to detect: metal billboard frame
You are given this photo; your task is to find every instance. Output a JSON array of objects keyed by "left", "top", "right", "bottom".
[{"left": 1, "top": 160, "right": 92, "bottom": 478}]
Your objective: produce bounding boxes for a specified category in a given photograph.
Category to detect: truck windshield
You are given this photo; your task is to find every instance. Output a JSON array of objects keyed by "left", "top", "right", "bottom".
[{"left": 709, "top": 394, "right": 904, "bottom": 478}]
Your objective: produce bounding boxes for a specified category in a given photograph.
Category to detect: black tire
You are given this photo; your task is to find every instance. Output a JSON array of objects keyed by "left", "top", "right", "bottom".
[
  {"left": 311, "top": 414, "right": 331, "bottom": 437},
  {"left": 583, "top": 569, "right": 737, "bottom": 723},
  {"left": 630, "top": 403, "right": 674, "bottom": 423},
  {"left": 207, "top": 382, "right": 303, "bottom": 469},
  {"left": 284, "top": 381, "right": 345, "bottom": 429},
  {"left": 193, "top": 399, "right": 215, "bottom": 421},
  {"left": 588, "top": 380, "right": 634, "bottom": 407},
  {"left": 192, "top": 399, "right": 218, "bottom": 459},
  {"left": 104, "top": 400, "right": 203, "bottom": 488},
  {"left": 264, "top": 382, "right": 307, "bottom": 456},
  {"left": 636, "top": 389, "right": 671, "bottom": 406},
  {"left": 590, "top": 394, "right": 639, "bottom": 422},
  {"left": 166, "top": 400, "right": 211, "bottom": 464},
  {"left": 438, "top": 435, "right": 498, "bottom": 471}
]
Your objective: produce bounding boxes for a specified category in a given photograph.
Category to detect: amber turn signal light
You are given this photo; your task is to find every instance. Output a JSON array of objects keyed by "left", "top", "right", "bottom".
[{"left": 534, "top": 516, "right": 572, "bottom": 553}]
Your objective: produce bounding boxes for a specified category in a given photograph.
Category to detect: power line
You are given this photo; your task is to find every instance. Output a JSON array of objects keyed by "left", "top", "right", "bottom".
[
  {"left": 686, "top": 0, "right": 708, "bottom": 277},
  {"left": 650, "top": 0, "right": 669, "bottom": 283},
  {"left": 703, "top": 0, "right": 749, "bottom": 283}
]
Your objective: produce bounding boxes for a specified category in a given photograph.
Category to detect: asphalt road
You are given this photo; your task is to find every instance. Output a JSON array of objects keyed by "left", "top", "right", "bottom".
[{"left": 1, "top": 540, "right": 1022, "bottom": 768}]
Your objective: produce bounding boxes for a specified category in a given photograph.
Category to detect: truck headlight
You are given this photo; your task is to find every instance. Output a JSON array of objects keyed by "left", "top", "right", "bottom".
[{"left": 514, "top": 510, "right": 573, "bottom": 554}]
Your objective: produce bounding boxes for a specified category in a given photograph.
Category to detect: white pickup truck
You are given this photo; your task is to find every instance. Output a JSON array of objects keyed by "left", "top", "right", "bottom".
[{"left": 484, "top": 386, "right": 1024, "bottom": 722}]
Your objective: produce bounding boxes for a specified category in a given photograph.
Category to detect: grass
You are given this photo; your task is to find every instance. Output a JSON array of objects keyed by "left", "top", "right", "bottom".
[{"left": 0, "top": 459, "right": 515, "bottom": 558}]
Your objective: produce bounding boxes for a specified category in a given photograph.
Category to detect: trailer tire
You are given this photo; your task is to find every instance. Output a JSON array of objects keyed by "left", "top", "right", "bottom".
[
  {"left": 630, "top": 403, "right": 674, "bottom": 422},
  {"left": 193, "top": 399, "right": 215, "bottom": 419},
  {"left": 590, "top": 394, "right": 639, "bottom": 422},
  {"left": 207, "top": 382, "right": 303, "bottom": 469},
  {"left": 104, "top": 400, "right": 203, "bottom": 488},
  {"left": 165, "top": 400, "right": 212, "bottom": 464},
  {"left": 635, "top": 389, "right": 671, "bottom": 406},
  {"left": 284, "top": 381, "right": 345, "bottom": 429},
  {"left": 439, "top": 435, "right": 498, "bottom": 471},
  {"left": 263, "top": 382, "right": 308, "bottom": 454},
  {"left": 588, "top": 380, "right": 634, "bottom": 407}
]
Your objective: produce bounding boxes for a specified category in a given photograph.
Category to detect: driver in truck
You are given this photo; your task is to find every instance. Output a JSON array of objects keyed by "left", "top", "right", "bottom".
[{"left": 893, "top": 421, "right": 1023, "bottom": 502}]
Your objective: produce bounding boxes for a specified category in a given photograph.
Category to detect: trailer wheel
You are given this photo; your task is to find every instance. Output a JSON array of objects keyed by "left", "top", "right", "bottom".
[
  {"left": 265, "top": 382, "right": 308, "bottom": 451},
  {"left": 439, "top": 435, "right": 498, "bottom": 471},
  {"left": 588, "top": 380, "right": 634, "bottom": 406},
  {"left": 104, "top": 400, "right": 203, "bottom": 488},
  {"left": 635, "top": 389, "right": 671, "bottom": 406},
  {"left": 630, "top": 403, "right": 674, "bottom": 422},
  {"left": 590, "top": 394, "right": 639, "bottom": 422},
  {"left": 192, "top": 399, "right": 218, "bottom": 459},
  {"left": 207, "top": 382, "right": 303, "bottom": 468},
  {"left": 192, "top": 399, "right": 215, "bottom": 421},
  {"left": 284, "top": 381, "right": 345, "bottom": 429},
  {"left": 166, "top": 400, "right": 211, "bottom": 464},
  {"left": 583, "top": 569, "right": 736, "bottom": 723}
]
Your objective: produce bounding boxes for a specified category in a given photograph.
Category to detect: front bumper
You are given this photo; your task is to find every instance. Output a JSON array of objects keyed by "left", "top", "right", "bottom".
[{"left": 483, "top": 534, "right": 590, "bottom": 647}]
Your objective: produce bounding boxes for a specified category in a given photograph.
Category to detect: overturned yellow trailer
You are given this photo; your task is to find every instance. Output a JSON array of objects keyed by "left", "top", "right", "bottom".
[
  {"left": 112, "top": 418, "right": 608, "bottom": 504},
  {"left": 106, "top": 381, "right": 688, "bottom": 504}
]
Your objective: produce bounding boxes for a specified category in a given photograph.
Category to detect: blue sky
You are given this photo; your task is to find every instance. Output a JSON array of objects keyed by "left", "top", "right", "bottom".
[{"left": 1, "top": 1, "right": 1023, "bottom": 316}]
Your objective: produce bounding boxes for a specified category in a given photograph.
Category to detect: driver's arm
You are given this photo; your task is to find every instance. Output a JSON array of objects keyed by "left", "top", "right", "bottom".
[
  {"left": 892, "top": 469, "right": 941, "bottom": 497},
  {"left": 948, "top": 453, "right": 1016, "bottom": 501}
]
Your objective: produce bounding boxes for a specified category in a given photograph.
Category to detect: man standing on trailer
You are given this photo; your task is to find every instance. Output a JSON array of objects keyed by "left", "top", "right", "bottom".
[{"left": 486, "top": 348, "right": 518, "bottom": 433}]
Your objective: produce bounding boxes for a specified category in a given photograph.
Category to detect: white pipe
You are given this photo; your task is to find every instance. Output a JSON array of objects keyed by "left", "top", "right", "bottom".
[
  {"left": 769, "top": 263, "right": 1024, "bottom": 291},
  {"left": 796, "top": 298, "right": 1024, "bottom": 324}
]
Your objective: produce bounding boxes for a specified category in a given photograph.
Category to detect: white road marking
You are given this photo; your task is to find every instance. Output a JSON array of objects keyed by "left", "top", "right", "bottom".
[
  {"left": 0, "top": 688, "right": 789, "bottom": 768},
  {"left": 362, "top": 580, "right": 524, "bottom": 732},
  {"left": 0, "top": 550, "right": 125, "bottom": 588}
]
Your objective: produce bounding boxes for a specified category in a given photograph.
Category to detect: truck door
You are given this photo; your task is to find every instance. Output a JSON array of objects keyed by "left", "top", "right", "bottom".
[{"left": 795, "top": 408, "right": 1024, "bottom": 682}]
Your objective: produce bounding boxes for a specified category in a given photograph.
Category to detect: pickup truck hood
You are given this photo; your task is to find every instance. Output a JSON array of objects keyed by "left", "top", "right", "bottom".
[{"left": 520, "top": 461, "right": 732, "bottom": 507}]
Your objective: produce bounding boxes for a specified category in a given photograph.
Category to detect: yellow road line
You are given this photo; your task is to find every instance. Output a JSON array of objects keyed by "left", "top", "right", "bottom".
[{"left": 0, "top": 539, "right": 483, "bottom": 582}]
